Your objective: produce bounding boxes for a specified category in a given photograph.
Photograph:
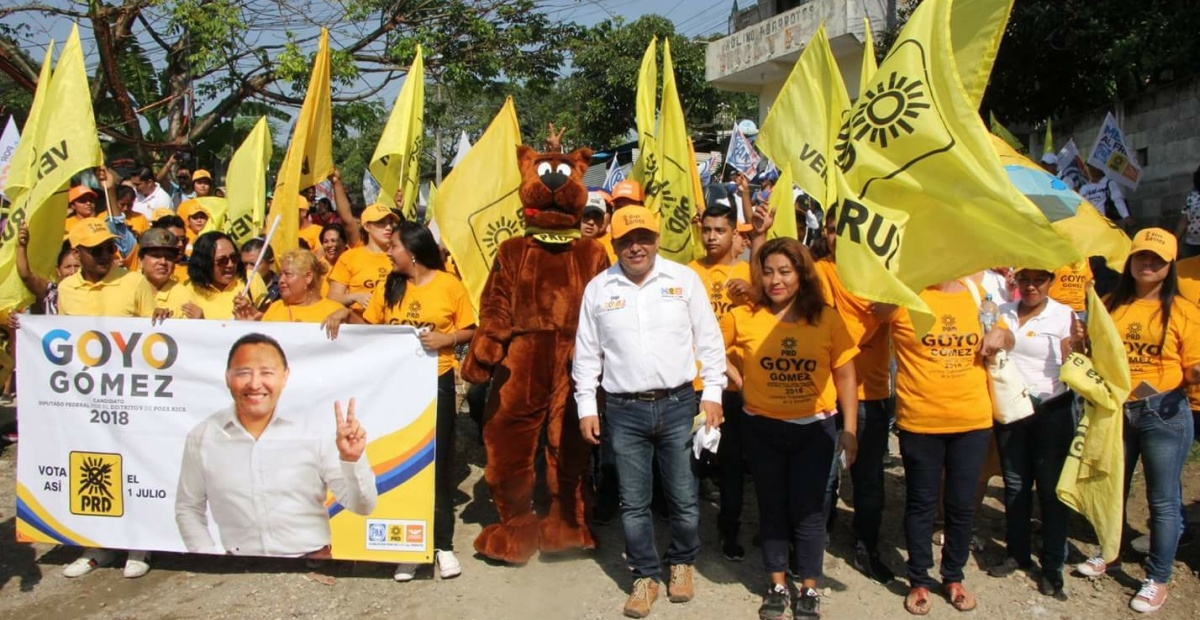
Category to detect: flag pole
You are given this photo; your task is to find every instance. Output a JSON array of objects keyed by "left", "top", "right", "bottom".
[{"left": 243, "top": 214, "right": 281, "bottom": 297}]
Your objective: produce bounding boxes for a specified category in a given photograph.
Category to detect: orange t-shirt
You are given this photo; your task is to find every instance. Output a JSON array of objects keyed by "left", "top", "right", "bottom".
[
  {"left": 689, "top": 259, "right": 751, "bottom": 390},
  {"left": 328, "top": 246, "right": 392, "bottom": 311},
  {"left": 1176, "top": 256, "right": 1200, "bottom": 309},
  {"left": 720, "top": 304, "right": 858, "bottom": 420},
  {"left": 362, "top": 271, "right": 477, "bottom": 375},
  {"left": 813, "top": 259, "right": 892, "bottom": 400},
  {"left": 1048, "top": 261, "right": 1093, "bottom": 312},
  {"left": 262, "top": 297, "right": 344, "bottom": 323},
  {"left": 891, "top": 287, "right": 994, "bottom": 434},
  {"left": 298, "top": 224, "right": 323, "bottom": 253},
  {"left": 1108, "top": 297, "right": 1200, "bottom": 396}
]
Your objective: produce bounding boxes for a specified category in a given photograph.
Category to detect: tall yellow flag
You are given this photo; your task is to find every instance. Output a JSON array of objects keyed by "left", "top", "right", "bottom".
[
  {"left": 767, "top": 164, "right": 798, "bottom": 240},
  {"left": 2, "top": 40, "right": 53, "bottom": 204},
  {"left": 756, "top": 25, "right": 850, "bottom": 209},
  {"left": 369, "top": 45, "right": 424, "bottom": 221},
  {"left": 630, "top": 38, "right": 658, "bottom": 187},
  {"left": 0, "top": 27, "right": 103, "bottom": 311},
  {"left": 859, "top": 17, "right": 877, "bottom": 99},
  {"left": 1043, "top": 118, "right": 1054, "bottom": 157},
  {"left": 269, "top": 28, "right": 333, "bottom": 259},
  {"left": 1057, "top": 287, "right": 1130, "bottom": 563},
  {"left": 433, "top": 97, "right": 523, "bottom": 311},
  {"left": 649, "top": 38, "right": 701, "bottom": 263},
  {"left": 831, "top": 0, "right": 1078, "bottom": 333},
  {"left": 225, "top": 117, "right": 273, "bottom": 248}
]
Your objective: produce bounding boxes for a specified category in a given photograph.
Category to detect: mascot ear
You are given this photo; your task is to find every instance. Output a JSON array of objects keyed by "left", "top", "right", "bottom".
[
  {"left": 517, "top": 145, "right": 537, "bottom": 177},
  {"left": 566, "top": 147, "right": 593, "bottom": 179}
]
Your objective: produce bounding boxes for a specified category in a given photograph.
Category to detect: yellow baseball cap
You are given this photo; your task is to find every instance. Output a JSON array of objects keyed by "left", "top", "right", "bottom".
[
  {"left": 68, "top": 217, "right": 117, "bottom": 248},
  {"left": 361, "top": 202, "right": 400, "bottom": 224},
  {"left": 297, "top": 195, "right": 312, "bottom": 212},
  {"left": 611, "top": 180, "right": 644, "bottom": 204},
  {"left": 611, "top": 205, "right": 659, "bottom": 239},
  {"left": 1130, "top": 227, "right": 1177, "bottom": 262},
  {"left": 151, "top": 207, "right": 175, "bottom": 222},
  {"left": 192, "top": 169, "right": 213, "bottom": 182}
]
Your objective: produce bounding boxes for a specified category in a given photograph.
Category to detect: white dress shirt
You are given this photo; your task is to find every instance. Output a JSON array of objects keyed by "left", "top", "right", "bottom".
[
  {"left": 573, "top": 256, "right": 727, "bottom": 419},
  {"left": 132, "top": 183, "right": 173, "bottom": 218},
  {"left": 1000, "top": 299, "right": 1074, "bottom": 400},
  {"left": 175, "top": 407, "right": 377, "bottom": 556}
]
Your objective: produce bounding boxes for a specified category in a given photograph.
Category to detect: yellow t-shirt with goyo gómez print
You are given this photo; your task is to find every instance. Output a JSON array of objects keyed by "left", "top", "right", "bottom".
[
  {"left": 1108, "top": 297, "right": 1200, "bottom": 396},
  {"left": 362, "top": 271, "right": 477, "bottom": 375}
]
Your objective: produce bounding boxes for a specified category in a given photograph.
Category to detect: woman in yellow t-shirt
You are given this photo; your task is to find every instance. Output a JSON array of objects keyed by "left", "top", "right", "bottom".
[
  {"left": 719, "top": 237, "right": 858, "bottom": 618},
  {"left": 235, "top": 249, "right": 343, "bottom": 323},
  {"left": 324, "top": 221, "right": 476, "bottom": 582},
  {"left": 327, "top": 203, "right": 398, "bottom": 314},
  {"left": 182, "top": 232, "right": 268, "bottom": 320},
  {"left": 1075, "top": 229, "right": 1199, "bottom": 613},
  {"left": 888, "top": 279, "right": 1012, "bottom": 614}
]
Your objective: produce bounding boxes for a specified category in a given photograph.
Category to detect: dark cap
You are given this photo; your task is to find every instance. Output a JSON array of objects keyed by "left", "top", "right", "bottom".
[{"left": 139, "top": 227, "right": 180, "bottom": 252}]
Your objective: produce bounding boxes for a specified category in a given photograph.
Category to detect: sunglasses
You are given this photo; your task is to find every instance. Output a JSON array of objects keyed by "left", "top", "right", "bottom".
[
  {"left": 214, "top": 255, "right": 237, "bottom": 267},
  {"left": 84, "top": 242, "right": 116, "bottom": 257}
]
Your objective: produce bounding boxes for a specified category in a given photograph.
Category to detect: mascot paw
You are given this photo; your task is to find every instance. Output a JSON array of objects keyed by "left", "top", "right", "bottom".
[
  {"left": 538, "top": 516, "right": 597, "bottom": 553},
  {"left": 473, "top": 519, "right": 540, "bottom": 565}
]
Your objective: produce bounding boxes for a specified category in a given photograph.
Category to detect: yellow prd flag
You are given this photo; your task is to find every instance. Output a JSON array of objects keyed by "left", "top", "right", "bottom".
[
  {"left": 630, "top": 37, "right": 658, "bottom": 187},
  {"left": 1057, "top": 287, "right": 1130, "bottom": 563},
  {"left": 369, "top": 45, "right": 424, "bottom": 221},
  {"left": 767, "top": 165, "right": 799, "bottom": 240},
  {"left": 649, "top": 38, "right": 701, "bottom": 263},
  {"left": 2, "top": 40, "right": 53, "bottom": 204},
  {"left": 0, "top": 26, "right": 103, "bottom": 312},
  {"left": 269, "top": 27, "right": 333, "bottom": 259},
  {"left": 433, "top": 97, "right": 523, "bottom": 311},
  {"left": 756, "top": 25, "right": 850, "bottom": 210},
  {"left": 1043, "top": 118, "right": 1054, "bottom": 157},
  {"left": 989, "top": 112, "right": 1025, "bottom": 153},
  {"left": 831, "top": 0, "right": 1078, "bottom": 334},
  {"left": 225, "top": 117, "right": 273, "bottom": 248},
  {"left": 859, "top": 17, "right": 877, "bottom": 99}
]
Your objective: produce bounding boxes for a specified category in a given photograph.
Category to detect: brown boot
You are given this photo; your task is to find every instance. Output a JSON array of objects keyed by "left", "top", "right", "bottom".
[
  {"left": 623, "top": 577, "right": 659, "bottom": 618},
  {"left": 667, "top": 564, "right": 695, "bottom": 603}
]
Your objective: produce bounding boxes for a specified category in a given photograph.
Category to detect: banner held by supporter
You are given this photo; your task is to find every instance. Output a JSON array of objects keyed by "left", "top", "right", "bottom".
[{"left": 1088, "top": 112, "right": 1142, "bottom": 190}]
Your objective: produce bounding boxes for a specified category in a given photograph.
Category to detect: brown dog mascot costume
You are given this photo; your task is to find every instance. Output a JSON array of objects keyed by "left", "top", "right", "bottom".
[{"left": 460, "top": 143, "right": 610, "bottom": 564}]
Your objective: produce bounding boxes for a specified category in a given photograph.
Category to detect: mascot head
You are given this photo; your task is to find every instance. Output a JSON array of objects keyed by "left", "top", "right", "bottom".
[{"left": 517, "top": 145, "right": 593, "bottom": 230}]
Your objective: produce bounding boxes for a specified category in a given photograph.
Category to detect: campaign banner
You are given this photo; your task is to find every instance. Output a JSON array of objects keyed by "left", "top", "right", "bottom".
[
  {"left": 724, "top": 124, "right": 760, "bottom": 179},
  {"left": 1056, "top": 138, "right": 1088, "bottom": 191},
  {"left": 15, "top": 316, "right": 437, "bottom": 563},
  {"left": 1087, "top": 112, "right": 1141, "bottom": 190}
]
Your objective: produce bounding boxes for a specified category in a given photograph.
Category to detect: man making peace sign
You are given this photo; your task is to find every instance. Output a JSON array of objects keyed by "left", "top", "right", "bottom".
[{"left": 175, "top": 333, "right": 377, "bottom": 557}]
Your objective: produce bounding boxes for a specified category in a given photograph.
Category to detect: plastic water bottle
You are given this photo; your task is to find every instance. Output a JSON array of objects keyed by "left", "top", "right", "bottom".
[{"left": 979, "top": 293, "right": 1000, "bottom": 333}]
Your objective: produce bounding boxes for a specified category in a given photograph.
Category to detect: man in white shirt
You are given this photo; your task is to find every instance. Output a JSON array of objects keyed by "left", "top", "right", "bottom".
[
  {"left": 175, "top": 333, "right": 376, "bottom": 557},
  {"left": 130, "top": 167, "right": 173, "bottom": 218},
  {"left": 574, "top": 206, "right": 727, "bottom": 618},
  {"left": 1079, "top": 164, "right": 1133, "bottom": 228}
]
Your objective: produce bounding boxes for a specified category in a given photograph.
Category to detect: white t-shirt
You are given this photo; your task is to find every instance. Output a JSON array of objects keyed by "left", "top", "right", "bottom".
[
  {"left": 132, "top": 183, "right": 173, "bottom": 218},
  {"left": 1000, "top": 298, "right": 1074, "bottom": 400},
  {"left": 1078, "top": 178, "right": 1129, "bottom": 219}
]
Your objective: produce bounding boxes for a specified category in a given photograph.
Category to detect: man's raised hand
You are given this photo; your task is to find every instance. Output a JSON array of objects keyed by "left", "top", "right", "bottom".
[{"left": 335, "top": 398, "right": 367, "bottom": 462}]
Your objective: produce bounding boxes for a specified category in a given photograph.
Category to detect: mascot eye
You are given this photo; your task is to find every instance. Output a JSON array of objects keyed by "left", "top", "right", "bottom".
[
  {"left": 536, "top": 162, "right": 553, "bottom": 176},
  {"left": 555, "top": 163, "right": 572, "bottom": 176}
]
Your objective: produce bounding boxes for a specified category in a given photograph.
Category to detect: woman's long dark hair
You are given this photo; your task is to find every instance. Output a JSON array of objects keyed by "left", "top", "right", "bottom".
[
  {"left": 188, "top": 231, "right": 244, "bottom": 289},
  {"left": 1105, "top": 256, "right": 1178, "bottom": 352},
  {"left": 753, "top": 237, "right": 826, "bottom": 325},
  {"left": 384, "top": 222, "right": 446, "bottom": 308}
]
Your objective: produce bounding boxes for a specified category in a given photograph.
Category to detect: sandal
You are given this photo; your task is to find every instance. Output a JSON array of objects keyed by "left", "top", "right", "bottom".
[
  {"left": 904, "top": 586, "right": 932, "bottom": 615},
  {"left": 945, "top": 582, "right": 977, "bottom": 611}
]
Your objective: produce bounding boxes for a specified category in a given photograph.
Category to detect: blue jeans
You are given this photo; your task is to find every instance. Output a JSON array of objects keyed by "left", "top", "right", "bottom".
[
  {"left": 1123, "top": 389, "right": 1194, "bottom": 583},
  {"left": 607, "top": 386, "right": 699, "bottom": 579}
]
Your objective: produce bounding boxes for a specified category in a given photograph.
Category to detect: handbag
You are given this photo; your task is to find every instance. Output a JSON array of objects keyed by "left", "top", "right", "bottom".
[{"left": 962, "top": 279, "right": 1035, "bottom": 424}]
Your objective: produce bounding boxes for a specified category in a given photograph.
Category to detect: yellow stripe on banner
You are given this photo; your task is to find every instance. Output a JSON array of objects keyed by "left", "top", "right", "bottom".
[{"left": 16, "top": 482, "right": 101, "bottom": 547}]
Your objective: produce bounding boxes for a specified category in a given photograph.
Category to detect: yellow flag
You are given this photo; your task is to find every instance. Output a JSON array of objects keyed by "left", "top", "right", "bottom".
[
  {"left": 989, "top": 112, "right": 1025, "bottom": 153},
  {"left": 831, "top": 0, "right": 1078, "bottom": 334},
  {"left": 0, "top": 26, "right": 103, "bottom": 311},
  {"left": 859, "top": 18, "right": 877, "bottom": 99},
  {"left": 2, "top": 39, "right": 53, "bottom": 203},
  {"left": 756, "top": 25, "right": 850, "bottom": 209},
  {"left": 192, "top": 197, "right": 229, "bottom": 234},
  {"left": 1043, "top": 118, "right": 1054, "bottom": 157},
  {"left": 951, "top": 0, "right": 1011, "bottom": 109},
  {"left": 433, "top": 97, "right": 523, "bottom": 311},
  {"left": 269, "top": 28, "right": 333, "bottom": 259},
  {"left": 767, "top": 165, "right": 798, "bottom": 240},
  {"left": 1057, "top": 287, "right": 1130, "bottom": 563},
  {"left": 424, "top": 182, "right": 438, "bottom": 224},
  {"left": 225, "top": 117, "right": 273, "bottom": 248},
  {"left": 630, "top": 38, "right": 658, "bottom": 187},
  {"left": 648, "top": 38, "right": 701, "bottom": 263},
  {"left": 369, "top": 45, "right": 424, "bottom": 221}
]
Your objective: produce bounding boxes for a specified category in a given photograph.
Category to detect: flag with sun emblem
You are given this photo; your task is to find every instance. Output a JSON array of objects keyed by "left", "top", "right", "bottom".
[
  {"left": 432, "top": 97, "right": 524, "bottom": 311},
  {"left": 831, "top": 0, "right": 1079, "bottom": 334}
]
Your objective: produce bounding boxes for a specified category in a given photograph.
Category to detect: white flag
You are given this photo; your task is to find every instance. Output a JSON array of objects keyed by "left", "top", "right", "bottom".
[
  {"left": 723, "top": 123, "right": 760, "bottom": 179},
  {"left": 0, "top": 116, "right": 20, "bottom": 195},
  {"left": 448, "top": 131, "right": 472, "bottom": 168}
]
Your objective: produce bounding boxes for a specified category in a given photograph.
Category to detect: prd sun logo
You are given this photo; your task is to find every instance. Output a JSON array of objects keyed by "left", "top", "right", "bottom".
[
  {"left": 1126, "top": 321, "right": 1143, "bottom": 342},
  {"left": 483, "top": 217, "right": 522, "bottom": 254},
  {"left": 406, "top": 300, "right": 422, "bottom": 320},
  {"left": 848, "top": 71, "right": 930, "bottom": 149},
  {"left": 941, "top": 314, "right": 957, "bottom": 332}
]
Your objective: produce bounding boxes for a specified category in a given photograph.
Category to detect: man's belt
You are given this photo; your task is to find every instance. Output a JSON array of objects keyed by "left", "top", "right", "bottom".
[{"left": 609, "top": 384, "right": 690, "bottom": 402}]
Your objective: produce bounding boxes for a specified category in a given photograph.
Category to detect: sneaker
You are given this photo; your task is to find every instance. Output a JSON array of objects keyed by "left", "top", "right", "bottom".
[
  {"left": 970, "top": 535, "right": 985, "bottom": 552},
  {"left": 123, "top": 551, "right": 150, "bottom": 578},
  {"left": 722, "top": 537, "right": 745, "bottom": 562},
  {"left": 1, "top": 432, "right": 16, "bottom": 444},
  {"left": 987, "top": 557, "right": 1031, "bottom": 578},
  {"left": 393, "top": 563, "right": 418, "bottom": 582},
  {"left": 63, "top": 548, "right": 116, "bottom": 578},
  {"left": 1038, "top": 570, "right": 1067, "bottom": 601},
  {"left": 435, "top": 549, "right": 461, "bottom": 579},
  {"left": 1132, "top": 534, "right": 1150, "bottom": 554},
  {"left": 853, "top": 542, "right": 894, "bottom": 583},
  {"left": 1075, "top": 556, "right": 1107, "bottom": 577},
  {"left": 758, "top": 583, "right": 790, "bottom": 620},
  {"left": 623, "top": 577, "right": 660, "bottom": 618},
  {"left": 794, "top": 587, "right": 821, "bottom": 618},
  {"left": 667, "top": 564, "right": 695, "bottom": 603},
  {"left": 1130, "top": 579, "right": 1167, "bottom": 613}
]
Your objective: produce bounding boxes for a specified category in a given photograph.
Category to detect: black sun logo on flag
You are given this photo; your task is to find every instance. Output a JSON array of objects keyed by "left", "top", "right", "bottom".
[
  {"left": 848, "top": 72, "right": 930, "bottom": 149},
  {"left": 483, "top": 217, "right": 522, "bottom": 254},
  {"left": 78, "top": 456, "right": 115, "bottom": 499}
]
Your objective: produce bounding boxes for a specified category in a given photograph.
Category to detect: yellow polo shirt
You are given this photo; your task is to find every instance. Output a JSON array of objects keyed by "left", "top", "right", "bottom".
[
  {"left": 153, "top": 278, "right": 195, "bottom": 316},
  {"left": 184, "top": 274, "right": 268, "bottom": 320},
  {"left": 58, "top": 268, "right": 156, "bottom": 318}
]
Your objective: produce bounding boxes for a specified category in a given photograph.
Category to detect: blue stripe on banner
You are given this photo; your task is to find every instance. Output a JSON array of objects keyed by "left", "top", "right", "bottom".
[
  {"left": 327, "top": 442, "right": 436, "bottom": 518},
  {"left": 16, "top": 498, "right": 76, "bottom": 545}
]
